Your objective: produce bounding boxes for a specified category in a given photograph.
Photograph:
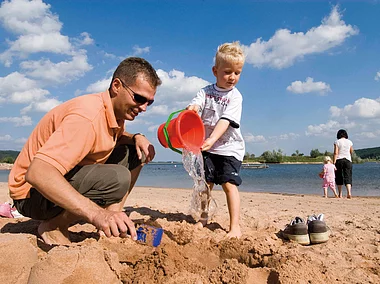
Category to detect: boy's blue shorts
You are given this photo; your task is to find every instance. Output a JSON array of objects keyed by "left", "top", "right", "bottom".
[{"left": 202, "top": 151, "right": 242, "bottom": 186}]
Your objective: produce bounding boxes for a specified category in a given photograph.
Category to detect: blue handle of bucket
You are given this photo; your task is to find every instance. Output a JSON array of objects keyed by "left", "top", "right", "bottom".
[{"left": 163, "top": 109, "right": 185, "bottom": 154}]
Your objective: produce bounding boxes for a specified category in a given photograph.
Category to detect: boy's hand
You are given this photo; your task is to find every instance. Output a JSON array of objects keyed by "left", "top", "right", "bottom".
[
  {"left": 187, "top": 105, "right": 199, "bottom": 113},
  {"left": 201, "top": 137, "right": 217, "bottom": 151}
]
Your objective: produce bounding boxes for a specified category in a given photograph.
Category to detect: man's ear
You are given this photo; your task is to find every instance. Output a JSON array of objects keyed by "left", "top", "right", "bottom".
[{"left": 110, "top": 78, "right": 122, "bottom": 95}]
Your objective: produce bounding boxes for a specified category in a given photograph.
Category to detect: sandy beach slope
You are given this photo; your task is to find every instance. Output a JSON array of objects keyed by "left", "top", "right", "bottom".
[{"left": 0, "top": 181, "right": 379, "bottom": 283}]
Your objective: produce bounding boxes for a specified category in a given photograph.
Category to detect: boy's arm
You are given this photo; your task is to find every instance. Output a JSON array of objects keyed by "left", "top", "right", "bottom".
[{"left": 202, "top": 119, "right": 230, "bottom": 151}]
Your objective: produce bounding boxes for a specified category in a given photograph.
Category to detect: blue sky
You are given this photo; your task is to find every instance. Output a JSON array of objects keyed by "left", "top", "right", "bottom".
[{"left": 0, "top": 0, "right": 380, "bottom": 162}]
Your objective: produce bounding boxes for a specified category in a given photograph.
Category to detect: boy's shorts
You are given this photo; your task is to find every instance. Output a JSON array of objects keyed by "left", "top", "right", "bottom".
[
  {"left": 202, "top": 152, "right": 242, "bottom": 186},
  {"left": 14, "top": 144, "right": 142, "bottom": 220}
]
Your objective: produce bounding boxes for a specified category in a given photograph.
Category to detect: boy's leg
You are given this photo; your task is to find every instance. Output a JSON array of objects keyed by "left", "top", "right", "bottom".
[{"left": 222, "top": 182, "right": 241, "bottom": 238}]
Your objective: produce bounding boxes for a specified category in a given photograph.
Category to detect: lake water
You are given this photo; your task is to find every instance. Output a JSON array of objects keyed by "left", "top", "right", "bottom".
[{"left": 1, "top": 162, "right": 379, "bottom": 196}]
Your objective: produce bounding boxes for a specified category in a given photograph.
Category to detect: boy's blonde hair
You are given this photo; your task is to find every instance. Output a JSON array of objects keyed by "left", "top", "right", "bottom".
[
  {"left": 215, "top": 41, "right": 245, "bottom": 67},
  {"left": 323, "top": 156, "right": 332, "bottom": 163}
]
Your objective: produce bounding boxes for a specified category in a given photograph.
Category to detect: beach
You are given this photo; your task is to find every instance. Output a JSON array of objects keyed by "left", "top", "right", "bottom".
[{"left": 0, "top": 182, "right": 379, "bottom": 283}]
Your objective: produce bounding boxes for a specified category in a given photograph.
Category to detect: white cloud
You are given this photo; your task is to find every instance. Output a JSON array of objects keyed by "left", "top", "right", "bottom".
[
  {"left": 148, "top": 104, "right": 169, "bottom": 116},
  {"left": 242, "top": 5, "right": 359, "bottom": 69},
  {"left": 0, "top": 115, "right": 32, "bottom": 126},
  {"left": 132, "top": 45, "right": 150, "bottom": 56},
  {"left": 0, "top": 0, "right": 61, "bottom": 34},
  {"left": 85, "top": 77, "right": 112, "bottom": 93},
  {"left": 15, "top": 137, "right": 27, "bottom": 144},
  {"left": 73, "top": 32, "right": 94, "bottom": 46},
  {"left": 156, "top": 69, "right": 210, "bottom": 108},
  {"left": 330, "top": 97, "right": 380, "bottom": 119},
  {"left": 0, "top": 72, "right": 50, "bottom": 103},
  {"left": 375, "top": 71, "right": 380, "bottom": 81},
  {"left": 279, "top": 133, "right": 300, "bottom": 140},
  {"left": 20, "top": 98, "right": 61, "bottom": 114},
  {"left": 0, "top": 134, "right": 12, "bottom": 141},
  {"left": 0, "top": 0, "right": 71, "bottom": 65},
  {"left": 10, "top": 88, "right": 50, "bottom": 103},
  {"left": 287, "top": 77, "right": 331, "bottom": 95},
  {"left": 244, "top": 133, "right": 267, "bottom": 143},
  {"left": 305, "top": 120, "right": 340, "bottom": 136},
  {"left": 21, "top": 51, "right": 93, "bottom": 83},
  {"left": 0, "top": 0, "right": 92, "bottom": 84}
]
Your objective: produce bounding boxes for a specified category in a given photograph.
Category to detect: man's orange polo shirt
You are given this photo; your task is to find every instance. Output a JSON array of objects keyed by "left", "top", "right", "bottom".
[{"left": 8, "top": 91, "right": 125, "bottom": 200}]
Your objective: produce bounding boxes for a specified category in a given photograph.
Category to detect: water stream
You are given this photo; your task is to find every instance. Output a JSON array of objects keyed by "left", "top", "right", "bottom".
[{"left": 182, "top": 149, "right": 217, "bottom": 220}]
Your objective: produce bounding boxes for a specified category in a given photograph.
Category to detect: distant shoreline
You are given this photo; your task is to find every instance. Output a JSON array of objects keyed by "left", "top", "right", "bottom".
[{"left": 0, "top": 163, "right": 12, "bottom": 170}]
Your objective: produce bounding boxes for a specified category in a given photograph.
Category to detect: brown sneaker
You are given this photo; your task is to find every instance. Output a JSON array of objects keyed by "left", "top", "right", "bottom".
[
  {"left": 283, "top": 217, "right": 310, "bottom": 245},
  {"left": 307, "top": 214, "right": 330, "bottom": 244}
]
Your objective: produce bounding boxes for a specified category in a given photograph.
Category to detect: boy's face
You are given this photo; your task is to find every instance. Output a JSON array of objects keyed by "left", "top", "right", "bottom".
[{"left": 212, "top": 60, "right": 244, "bottom": 89}]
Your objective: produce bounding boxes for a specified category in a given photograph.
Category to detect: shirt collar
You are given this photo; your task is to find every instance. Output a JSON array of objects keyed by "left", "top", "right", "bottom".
[{"left": 101, "top": 91, "right": 124, "bottom": 130}]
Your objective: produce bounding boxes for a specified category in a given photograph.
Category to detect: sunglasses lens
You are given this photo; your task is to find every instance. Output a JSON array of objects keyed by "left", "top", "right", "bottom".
[{"left": 134, "top": 94, "right": 154, "bottom": 106}]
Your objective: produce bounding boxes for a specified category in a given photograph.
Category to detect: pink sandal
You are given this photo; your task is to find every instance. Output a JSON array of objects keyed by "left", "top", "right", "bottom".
[{"left": 0, "top": 203, "right": 23, "bottom": 218}]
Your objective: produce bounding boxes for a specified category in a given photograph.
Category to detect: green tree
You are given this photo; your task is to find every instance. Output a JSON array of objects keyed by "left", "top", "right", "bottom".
[
  {"left": 261, "top": 149, "right": 283, "bottom": 163},
  {"left": 310, "top": 149, "right": 322, "bottom": 158},
  {"left": 1, "top": 156, "right": 15, "bottom": 163},
  {"left": 292, "top": 150, "right": 304, "bottom": 157}
]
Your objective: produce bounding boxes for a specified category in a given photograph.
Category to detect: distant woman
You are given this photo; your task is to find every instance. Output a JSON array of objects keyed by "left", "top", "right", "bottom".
[{"left": 333, "top": 129, "right": 354, "bottom": 199}]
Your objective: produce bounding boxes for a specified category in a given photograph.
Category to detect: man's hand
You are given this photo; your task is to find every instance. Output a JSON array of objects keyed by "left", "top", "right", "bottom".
[
  {"left": 91, "top": 209, "right": 137, "bottom": 240},
  {"left": 134, "top": 134, "right": 155, "bottom": 163}
]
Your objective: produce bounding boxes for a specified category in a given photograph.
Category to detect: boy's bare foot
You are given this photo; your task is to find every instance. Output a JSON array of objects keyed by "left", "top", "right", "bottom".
[
  {"left": 38, "top": 221, "right": 71, "bottom": 246},
  {"left": 226, "top": 228, "right": 242, "bottom": 239},
  {"left": 347, "top": 195, "right": 352, "bottom": 199}
]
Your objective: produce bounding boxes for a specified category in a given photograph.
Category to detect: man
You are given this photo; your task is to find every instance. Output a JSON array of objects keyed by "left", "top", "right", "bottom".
[{"left": 8, "top": 57, "right": 161, "bottom": 245}]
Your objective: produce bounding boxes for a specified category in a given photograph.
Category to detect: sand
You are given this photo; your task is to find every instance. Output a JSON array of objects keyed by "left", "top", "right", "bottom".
[{"left": 0, "top": 181, "right": 379, "bottom": 284}]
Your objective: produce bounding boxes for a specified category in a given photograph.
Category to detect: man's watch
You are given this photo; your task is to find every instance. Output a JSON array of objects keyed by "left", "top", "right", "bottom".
[{"left": 132, "top": 133, "right": 145, "bottom": 142}]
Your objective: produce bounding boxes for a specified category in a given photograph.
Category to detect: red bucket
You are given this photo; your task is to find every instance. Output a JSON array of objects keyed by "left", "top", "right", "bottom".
[{"left": 157, "top": 110, "right": 205, "bottom": 153}]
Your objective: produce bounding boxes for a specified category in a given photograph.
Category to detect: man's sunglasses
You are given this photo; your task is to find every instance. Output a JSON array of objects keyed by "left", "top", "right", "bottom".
[{"left": 118, "top": 78, "right": 154, "bottom": 106}]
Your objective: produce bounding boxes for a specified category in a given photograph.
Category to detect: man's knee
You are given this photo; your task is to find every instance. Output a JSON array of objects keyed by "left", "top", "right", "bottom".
[{"left": 102, "top": 165, "right": 131, "bottom": 202}]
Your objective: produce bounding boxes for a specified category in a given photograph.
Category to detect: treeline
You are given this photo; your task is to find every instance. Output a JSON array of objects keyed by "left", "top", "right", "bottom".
[
  {"left": 244, "top": 148, "right": 366, "bottom": 164},
  {"left": 355, "top": 147, "right": 380, "bottom": 160},
  {"left": 0, "top": 150, "right": 19, "bottom": 163}
]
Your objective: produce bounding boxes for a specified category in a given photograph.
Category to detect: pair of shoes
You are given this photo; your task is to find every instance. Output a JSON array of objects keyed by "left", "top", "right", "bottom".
[
  {"left": 0, "top": 202, "right": 24, "bottom": 218},
  {"left": 282, "top": 214, "right": 329, "bottom": 245}
]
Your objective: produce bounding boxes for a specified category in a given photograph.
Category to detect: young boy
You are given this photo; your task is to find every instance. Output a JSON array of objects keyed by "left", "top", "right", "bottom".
[{"left": 187, "top": 41, "right": 245, "bottom": 238}]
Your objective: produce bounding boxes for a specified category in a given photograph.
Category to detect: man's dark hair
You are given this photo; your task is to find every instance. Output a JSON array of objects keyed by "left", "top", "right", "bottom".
[
  {"left": 337, "top": 129, "right": 348, "bottom": 139},
  {"left": 110, "top": 57, "right": 161, "bottom": 88}
]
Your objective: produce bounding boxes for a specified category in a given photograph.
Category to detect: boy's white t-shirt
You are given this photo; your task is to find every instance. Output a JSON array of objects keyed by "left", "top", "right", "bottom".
[
  {"left": 189, "top": 84, "right": 245, "bottom": 161},
  {"left": 334, "top": 138, "right": 353, "bottom": 161}
]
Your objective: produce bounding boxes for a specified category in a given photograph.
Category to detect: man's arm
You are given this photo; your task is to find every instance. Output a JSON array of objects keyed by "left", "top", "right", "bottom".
[
  {"left": 25, "top": 158, "right": 137, "bottom": 239},
  {"left": 117, "top": 131, "right": 155, "bottom": 163}
]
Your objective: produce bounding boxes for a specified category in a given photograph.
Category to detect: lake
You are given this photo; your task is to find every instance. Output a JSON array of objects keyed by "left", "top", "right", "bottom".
[{"left": 2, "top": 162, "right": 378, "bottom": 196}]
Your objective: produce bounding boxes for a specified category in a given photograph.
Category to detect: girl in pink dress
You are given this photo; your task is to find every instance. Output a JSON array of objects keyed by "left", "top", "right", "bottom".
[{"left": 320, "top": 156, "right": 339, "bottom": 198}]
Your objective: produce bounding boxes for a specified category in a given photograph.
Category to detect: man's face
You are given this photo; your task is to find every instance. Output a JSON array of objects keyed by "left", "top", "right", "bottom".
[{"left": 112, "top": 75, "right": 156, "bottom": 121}]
